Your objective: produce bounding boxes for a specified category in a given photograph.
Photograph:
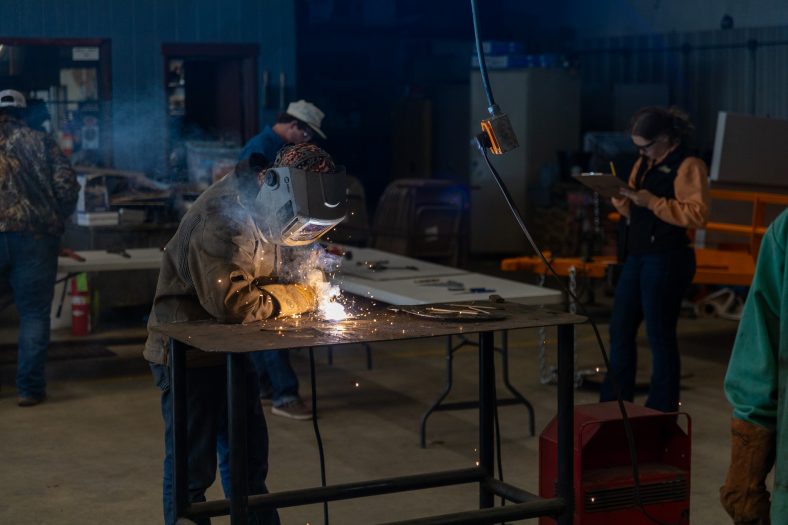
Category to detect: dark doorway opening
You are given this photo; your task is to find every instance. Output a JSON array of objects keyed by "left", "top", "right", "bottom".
[{"left": 161, "top": 43, "right": 258, "bottom": 183}]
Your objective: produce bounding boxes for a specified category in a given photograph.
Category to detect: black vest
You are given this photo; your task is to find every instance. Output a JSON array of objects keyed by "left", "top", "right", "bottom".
[{"left": 626, "top": 147, "right": 693, "bottom": 256}]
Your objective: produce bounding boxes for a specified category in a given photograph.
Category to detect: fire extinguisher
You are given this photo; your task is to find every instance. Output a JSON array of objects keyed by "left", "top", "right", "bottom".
[{"left": 70, "top": 273, "right": 90, "bottom": 336}]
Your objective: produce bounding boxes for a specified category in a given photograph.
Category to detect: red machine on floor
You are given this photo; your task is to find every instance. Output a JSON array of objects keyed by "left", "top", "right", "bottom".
[{"left": 540, "top": 402, "right": 691, "bottom": 525}]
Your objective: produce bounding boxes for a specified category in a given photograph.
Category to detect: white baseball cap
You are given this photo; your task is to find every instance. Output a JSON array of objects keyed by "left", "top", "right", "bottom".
[
  {"left": 286, "top": 100, "right": 326, "bottom": 139},
  {"left": 0, "top": 89, "right": 26, "bottom": 108}
]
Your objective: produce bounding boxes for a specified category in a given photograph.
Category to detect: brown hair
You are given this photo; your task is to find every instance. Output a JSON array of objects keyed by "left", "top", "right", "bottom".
[{"left": 629, "top": 106, "right": 694, "bottom": 145}]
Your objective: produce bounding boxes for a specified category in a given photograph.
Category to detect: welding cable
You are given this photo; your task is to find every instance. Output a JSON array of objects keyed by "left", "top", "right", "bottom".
[
  {"left": 470, "top": 0, "right": 496, "bottom": 111},
  {"left": 474, "top": 137, "right": 679, "bottom": 525},
  {"left": 466, "top": 6, "right": 672, "bottom": 524},
  {"left": 308, "top": 347, "right": 330, "bottom": 525},
  {"left": 468, "top": 1, "right": 676, "bottom": 520}
]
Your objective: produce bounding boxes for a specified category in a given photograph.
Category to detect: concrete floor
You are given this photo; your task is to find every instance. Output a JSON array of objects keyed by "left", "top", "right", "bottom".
[{"left": 0, "top": 311, "right": 737, "bottom": 524}]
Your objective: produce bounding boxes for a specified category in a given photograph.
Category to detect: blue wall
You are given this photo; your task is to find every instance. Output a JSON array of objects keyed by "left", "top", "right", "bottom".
[
  {"left": 0, "top": 0, "right": 296, "bottom": 176},
  {"left": 561, "top": 0, "right": 788, "bottom": 37}
]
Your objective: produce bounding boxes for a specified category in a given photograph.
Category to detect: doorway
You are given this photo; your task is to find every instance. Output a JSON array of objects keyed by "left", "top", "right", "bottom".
[{"left": 161, "top": 43, "right": 258, "bottom": 183}]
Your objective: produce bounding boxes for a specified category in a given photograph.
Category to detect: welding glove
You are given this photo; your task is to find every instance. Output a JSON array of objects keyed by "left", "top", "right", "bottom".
[
  {"left": 260, "top": 283, "right": 317, "bottom": 318},
  {"left": 720, "top": 418, "right": 775, "bottom": 525}
]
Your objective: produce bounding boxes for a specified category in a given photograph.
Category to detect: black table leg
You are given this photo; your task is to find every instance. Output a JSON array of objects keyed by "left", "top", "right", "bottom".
[
  {"left": 499, "top": 330, "right": 536, "bottom": 436},
  {"left": 228, "top": 353, "right": 249, "bottom": 525},
  {"left": 419, "top": 335, "right": 455, "bottom": 448},
  {"left": 170, "top": 338, "right": 188, "bottom": 524},
  {"left": 479, "top": 330, "right": 495, "bottom": 509},
  {"left": 557, "top": 324, "right": 575, "bottom": 525}
]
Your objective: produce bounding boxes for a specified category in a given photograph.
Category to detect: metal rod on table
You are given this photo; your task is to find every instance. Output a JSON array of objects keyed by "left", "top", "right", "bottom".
[
  {"left": 228, "top": 353, "right": 249, "bottom": 525},
  {"left": 170, "top": 338, "right": 188, "bottom": 524},
  {"left": 556, "top": 324, "right": 575, "bottom": 525},
  {"left": 478, "top": 330, "right": 495, "bottom": 509}
]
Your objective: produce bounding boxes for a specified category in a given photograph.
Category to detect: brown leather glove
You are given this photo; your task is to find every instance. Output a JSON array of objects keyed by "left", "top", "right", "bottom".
[
  {"left": 720, "top": 418, "right": 775, "bottom": 525},
  {"left": 261, "top": 284, "right": 317, "bottom": 317}
]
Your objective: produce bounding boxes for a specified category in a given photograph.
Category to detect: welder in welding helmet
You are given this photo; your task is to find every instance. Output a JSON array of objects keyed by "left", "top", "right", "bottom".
[{"left": 252, "top": 143, "right": 347, "bottom": 246}]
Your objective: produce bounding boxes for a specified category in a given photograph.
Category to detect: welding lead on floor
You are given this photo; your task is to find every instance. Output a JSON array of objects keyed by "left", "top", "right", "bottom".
[{"left": 143, "top": 143, "right": 347, "bottom": 525}]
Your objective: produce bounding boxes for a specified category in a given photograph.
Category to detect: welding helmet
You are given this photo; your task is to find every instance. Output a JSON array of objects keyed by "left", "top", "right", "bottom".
[{"left": 253, "top": 165, "right": 347, "bottom": 246}]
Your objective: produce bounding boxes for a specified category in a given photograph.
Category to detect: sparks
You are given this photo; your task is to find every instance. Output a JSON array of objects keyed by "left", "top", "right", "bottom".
[
  {"left": 307, "top": 268, "right": 349, "bottom": 321},
  {"left": 321, "top": 300, "right": 348, "bottom": 321}
]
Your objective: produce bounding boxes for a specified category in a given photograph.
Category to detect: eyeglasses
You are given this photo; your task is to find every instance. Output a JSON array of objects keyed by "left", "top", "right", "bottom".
[
  {"left": 297, "top": 123, "right": 314, "bottom": 141},
  {"left": 634, "top": 139, "right": 656, "bottom": 152}
]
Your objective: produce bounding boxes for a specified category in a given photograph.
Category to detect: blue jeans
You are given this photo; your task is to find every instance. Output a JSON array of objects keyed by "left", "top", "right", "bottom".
[
  {"left": 248, "top": 349, "right": 300, "bottom": 407},
  {"left": 600, "top": 248, "right": 695, "bottom": 412},
  {"left": 150, "top": 361, "right": 280, "bottom": 525},
  {"left": 0, "top": 232, "right": 59, "bottom": 398},
  {"left": 216, "top": 350, "right": 299, "bottom": 501}
]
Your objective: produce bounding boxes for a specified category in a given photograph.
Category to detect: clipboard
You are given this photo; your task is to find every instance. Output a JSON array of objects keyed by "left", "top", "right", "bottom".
[{"left": 572, "top": 172, "right": 630, "bottom": 199}]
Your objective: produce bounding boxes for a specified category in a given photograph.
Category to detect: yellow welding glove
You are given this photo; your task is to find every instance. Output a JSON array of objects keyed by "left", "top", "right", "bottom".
[
  {"left": 720, "top": 418, "right": 775, "bottom": 525},
  {"left": 260, "top": 283, "right": 317, "bottom": 318}
]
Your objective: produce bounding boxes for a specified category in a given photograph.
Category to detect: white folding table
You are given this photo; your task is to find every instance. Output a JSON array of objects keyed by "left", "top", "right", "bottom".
[{"left": 329, "top": 244, "right": 564, "bottom": 445}]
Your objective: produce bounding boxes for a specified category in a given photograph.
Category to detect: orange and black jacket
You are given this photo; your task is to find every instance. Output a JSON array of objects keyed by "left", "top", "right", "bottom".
[{"left": 614, "top": 146, "right": 710, "bottom": 256}]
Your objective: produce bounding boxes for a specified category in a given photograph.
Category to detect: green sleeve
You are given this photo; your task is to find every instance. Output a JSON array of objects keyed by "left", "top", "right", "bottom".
[{"left": 724, "top": 211, "right": 787, "bottom": 429}]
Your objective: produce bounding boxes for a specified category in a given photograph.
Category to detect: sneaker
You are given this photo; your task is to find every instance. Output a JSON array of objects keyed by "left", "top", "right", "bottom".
[
  {"left": 271, "top": 400, "right": 312, "bottom": 420},
  {"left": 17, "top": 394, "right": 47, "bottom": 407}
]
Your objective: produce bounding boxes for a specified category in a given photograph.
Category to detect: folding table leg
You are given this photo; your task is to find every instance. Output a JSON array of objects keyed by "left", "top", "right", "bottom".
[{"left": 419, "top": 335, "right": 456, "bottom": 448}]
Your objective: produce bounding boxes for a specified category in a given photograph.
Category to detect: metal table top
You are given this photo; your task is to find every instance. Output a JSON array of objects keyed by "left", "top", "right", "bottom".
[{"left": 152, "top": 299, "right": 585, "bottom": 353}]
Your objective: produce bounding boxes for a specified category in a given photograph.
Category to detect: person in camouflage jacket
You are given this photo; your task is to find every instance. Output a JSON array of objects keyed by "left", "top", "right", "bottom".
[{"left": 0, "top": 89, "right": 79, "bottom": 407}]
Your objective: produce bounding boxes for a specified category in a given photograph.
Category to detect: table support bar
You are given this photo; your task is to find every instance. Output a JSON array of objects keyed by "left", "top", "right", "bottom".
[
  {"left": 188, "top": 468, "right": 486, "bottom": 519},
  {"left": 378, "top": 497, "right": 566, "bottom": 525},
  {"left": 482, "top": 478, "right": 541, "bottom": 504}
]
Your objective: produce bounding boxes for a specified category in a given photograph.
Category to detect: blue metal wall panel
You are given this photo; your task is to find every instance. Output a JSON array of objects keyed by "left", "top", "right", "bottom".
[
  {"left": 577, "top": 24, "right": 788, "bottom": 150},
  {"left": 0, "top": 0, "right": 296, "bottom": 174}
]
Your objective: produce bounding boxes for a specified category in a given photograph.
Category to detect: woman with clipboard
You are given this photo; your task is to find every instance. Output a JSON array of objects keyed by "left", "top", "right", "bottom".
[{"left": 599, "top": 106, "right": 710, "bottom": 413}]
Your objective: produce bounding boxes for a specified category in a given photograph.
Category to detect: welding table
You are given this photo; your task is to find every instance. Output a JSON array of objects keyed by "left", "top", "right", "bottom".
[{"left": 153, "top": 300, "right": 584, "bottom": 525}]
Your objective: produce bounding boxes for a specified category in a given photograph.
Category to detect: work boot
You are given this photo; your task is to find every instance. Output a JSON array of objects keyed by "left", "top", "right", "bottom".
[
  {"left": 17, "top": 394, "right": 47, "bottom": 407},
  {"left": 720, "top": 418, "right": 775, "bottom": 524}
]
